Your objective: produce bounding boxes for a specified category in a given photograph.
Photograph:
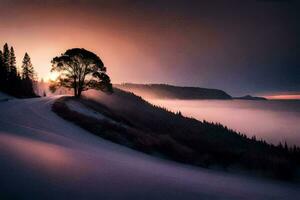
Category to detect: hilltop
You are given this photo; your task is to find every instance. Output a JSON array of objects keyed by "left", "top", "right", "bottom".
[{"left": 234, "top": 95, "right": 267, "bottom": 101}]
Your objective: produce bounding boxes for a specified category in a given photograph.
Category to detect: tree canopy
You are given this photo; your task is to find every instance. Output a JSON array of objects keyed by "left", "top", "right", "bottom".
[{"left": 50, "top": 48, "right": 113, "bottom": 97}]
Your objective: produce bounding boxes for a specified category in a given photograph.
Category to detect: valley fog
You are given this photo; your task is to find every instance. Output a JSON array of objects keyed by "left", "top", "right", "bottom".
[{"left": 149, "top": 99, "right": 300, "bottom": 146}]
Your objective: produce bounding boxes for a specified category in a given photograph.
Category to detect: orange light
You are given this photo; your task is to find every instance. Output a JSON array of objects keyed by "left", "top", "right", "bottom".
[{"left": 265, "top": 95, "right": 300, "bottom": 100}]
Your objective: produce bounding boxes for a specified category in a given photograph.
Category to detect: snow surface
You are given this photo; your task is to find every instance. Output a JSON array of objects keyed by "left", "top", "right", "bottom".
[
  {"left": 67, "top": 99, "right": 108, "bottom": 119},
  {"left": 0, "top": 91, "right": 13, "bottom": 101},
  {"left": 66, "top": 99, "right": 121, "bottom": 126},
  {"left": 0, "top": 97, "right": 299, "bottom": 199}
]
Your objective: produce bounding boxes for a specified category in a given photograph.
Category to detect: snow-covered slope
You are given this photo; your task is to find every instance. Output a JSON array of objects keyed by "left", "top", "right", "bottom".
[
  {"left": 0, "top": 97, "right": 299, "bottom": 199},
  {"left": 0, "top": 91, "right": 13, "bottom": 101},
  {"left": 66, "top": 99, "right": 120, "bottom": 125}
]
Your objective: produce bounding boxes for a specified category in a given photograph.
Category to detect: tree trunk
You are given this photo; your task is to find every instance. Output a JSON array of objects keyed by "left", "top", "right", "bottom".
[
  {"left": 74, "top": 88, "right": 78, "bottom": 97},
  {"left": 74, "top": 77, "right": 78, "bottom": 97},
  {"left": 77, "top": 88, "right": 82, "bottom": 98},
  {"left": 74, "top": 87, "right": 82, "bottom": 98}
]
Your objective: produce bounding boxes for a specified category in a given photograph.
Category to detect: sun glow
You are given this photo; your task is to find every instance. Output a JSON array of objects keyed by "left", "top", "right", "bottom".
[{"left": 46, "top": 72, "right": 60, "bottom": 82}]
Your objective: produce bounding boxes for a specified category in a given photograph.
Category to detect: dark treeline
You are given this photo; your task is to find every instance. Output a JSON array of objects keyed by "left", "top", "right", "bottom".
[{"left": 0, "top": 43, "right": 37, "bottom": 98}]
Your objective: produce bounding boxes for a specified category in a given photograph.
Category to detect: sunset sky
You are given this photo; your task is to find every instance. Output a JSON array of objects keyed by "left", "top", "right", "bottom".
[{"left": 0, "top": 0, "right": 299, "bottom": 96}]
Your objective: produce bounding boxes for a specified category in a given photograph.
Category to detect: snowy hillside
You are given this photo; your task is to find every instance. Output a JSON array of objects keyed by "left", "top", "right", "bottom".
[
  {"left": 0, "top": 97, "right": 300, "bottom": 199},
  {"left": 0, "top": 91, "right": 13, "bottom": 101}
]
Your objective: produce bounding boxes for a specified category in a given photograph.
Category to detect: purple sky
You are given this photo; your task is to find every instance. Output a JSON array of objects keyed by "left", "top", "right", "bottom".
[{"left": 0, "top": 0, "right": 299, "bottom": 96}]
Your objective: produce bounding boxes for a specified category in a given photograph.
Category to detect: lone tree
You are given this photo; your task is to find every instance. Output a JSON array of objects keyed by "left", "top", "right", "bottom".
[{"left": 50, "top": 48, "right": 112, "bottom": 97}]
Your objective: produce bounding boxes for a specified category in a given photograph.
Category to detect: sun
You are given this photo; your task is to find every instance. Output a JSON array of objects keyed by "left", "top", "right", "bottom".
[{"left": 47, "top": 72, "right": 59, "bottom": 82}]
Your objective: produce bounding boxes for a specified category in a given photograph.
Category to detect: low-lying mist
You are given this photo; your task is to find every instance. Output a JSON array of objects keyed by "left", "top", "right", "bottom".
[{"left": 149, "top": 99, "right": 300, "bottom": 146}]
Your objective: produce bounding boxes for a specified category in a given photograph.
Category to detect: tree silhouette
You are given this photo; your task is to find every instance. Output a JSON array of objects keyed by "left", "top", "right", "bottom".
[
  {"left": 2, "top": 43, "right": 10, "bottom": 85},
  {"left": 21, "top": 52, "right": 36, "bottom": 96},
  {"left": 0, "top": 50, "right": 5, "bottom": 91},
  {"left": 0, "top": 43, "right": 37, "bottom": 98},
  {"left": 21, "top": 53, "right": 34, "bottom": 80},
  {"left": 8, "top": 46, "right": 18, "bottom": 95},
  {"left": 3, "top": 43, "right": 9, "bottom": 66},
  {"left": 9, "top": 47, "right": 17, "bottom": 78},
  {"left": 50, "top": 48, "right": 113, "bottom": 97}
]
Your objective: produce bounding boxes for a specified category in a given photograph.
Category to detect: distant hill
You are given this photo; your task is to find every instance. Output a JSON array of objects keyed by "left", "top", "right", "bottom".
[
  {"left": 115, "top": 83, "right": 232, "bottom": 100},
  {"left": 234, "top": 95, "right": 267, "bottom": 101}
]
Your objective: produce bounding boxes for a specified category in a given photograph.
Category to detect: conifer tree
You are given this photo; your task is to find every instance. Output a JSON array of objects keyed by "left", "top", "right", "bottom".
[
  {"left": 21, "top": 53, "right": 34, "bottom": 80},
  {"left": 0, "top": 50, "right": 3, "bottom": 65},
  {"left": 2, "top": 43, "right": 10, "bottom": 91},
  {"left": 0, "top": 44, "right": 37, "bottom": 97},
  {"left": 3, "top": 43, "right": 10, "bottom": 74},
  {"left": 7, "top": 46, "right": 18, "bottom": 96},
  {"left": 0, "top": 50, "right": 5, "bottom": 90},
  {"left": 0, "top": 50, "right": 3, "bottom": 66},
  {"left": 21, "top": 52, "right": 36, "bottom": 97},
  {"left": 9, "top": 46, "right": 17, "bottom": 78}
]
